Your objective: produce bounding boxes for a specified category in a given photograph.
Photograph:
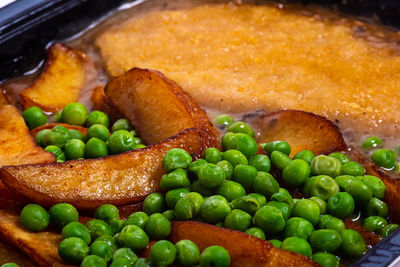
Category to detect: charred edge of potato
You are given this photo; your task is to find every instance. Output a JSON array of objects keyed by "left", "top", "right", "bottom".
[
  {"left": 245, "top": 109, "right": 347, "bottom": 157},
  {"left": 31, "top": 123, "right": 88, "bottom": 137},
  {"left": 0, "top": 127, "right": 203, "bottom": 210},
  {"left": 90, "top": 85, "right": 123, "bottom": 122}
]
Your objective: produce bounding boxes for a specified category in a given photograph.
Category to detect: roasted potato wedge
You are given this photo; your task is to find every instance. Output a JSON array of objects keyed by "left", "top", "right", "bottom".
[
  {"left": 20, "top": 43, "right": 87, "bottom": 112},
  {"left": 90, "top": 85, "right": 123, "bottom": 121},
  {"left": 0, "top": 209, "right": 71, "bottom": 267},
  {"left": 246, "top": 110, "right": 346, "bottom": 157},
  {"left": 169, "top": 221, "right": 318, "bottom": 267},
  {"left": 31, "top": 123, "right": 88, "bottom": 137},
  {"left": 0, "top": 91, "right": 8, "bottom": 106},
  {"left": 0, "top": 240, "right": 35, "bottom": 266},
  {"left": 105, "top": 68, "right": 220, "bottom": 151},
  {"left": 0, "top": 128, "right": 202, "bottom": 210}
]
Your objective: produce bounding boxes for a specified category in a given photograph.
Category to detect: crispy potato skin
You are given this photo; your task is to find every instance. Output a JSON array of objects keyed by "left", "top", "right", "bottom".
[
  {"left": 105, "top": 68, "right": 220, "bottom": 151},
  {"left": 0, "top": 128, "right": 202, "bottom": 210},
  {"left": 169, "top": 221, "right": 318, "bottom": 267},
  {"left": 31, "top": 123, "right": 88, "bottom": 137},
  {"left": 246, "top": 110, "right": 346, "bottom": 157},
  {"left": 90, "top": 85, "right": 123, "bottom": 122},
  {"left": 20, "top": 43, "right": 86, "bottom": 112}
]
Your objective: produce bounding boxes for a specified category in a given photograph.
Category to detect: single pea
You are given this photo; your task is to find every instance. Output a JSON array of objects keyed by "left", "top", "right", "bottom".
[
  {"left": 305, "top": 175, "right": 339, "bottom": 201},
  {"left": 64, "top": 139, "right": 85, "bottom": 160},
  {"left": 61, "top": 103, "right": 88, "bottom": 126},
  {"left": 371, "top": 149, "right": 396, "bottom": 169},
  {"left": 335, "top": 175, "right": 357, "bottom": 190},
  {"left": 200, "top": 195, "right": 231, "bottom": 224},
  {"left": 62, "top": 222, "right": 91, "bottom": 244},
  {"left": 85, "top": 137, "right": 108, "bottom": 158},
  {"left": 111, "top": 118, "right": 132, "bottom": 132},
  {"left": 309, "top": 229, "right": 342, "bottom": 252},
  {"left": 190, "top": 181, "right": 214, "bottom": 197},
  {"left": 49, "top": 203, "right": 78, "bottom": 229},
  {"left": 143, "top": 192, "right": 165, "bottom": 215},
  {"left": 221, "top": 132, "right": 236, "bottom": 150},
  {"left": 89, "top": 241, "right": 113, "bottom": 263},
  {"left": 264, "top": 141, "right": 291, "bottom": 156},
  {"left": 341, "top": 161, "right": 365, "bottom": 176},
  {"left": 188, "top": 159, "right": 208, "bottom": 175},
  {"left": 86, "top": 219, "right": 112, "bottom": 240},
  {"left": 175, "top": 198, "right": 197, "bottom": 221},
  {"left": 311, "top": 155, "right": 342, "bottom": 177},
  {"left": 340, "top": 229, "right": 367, "bottom": 258},
  {"left": 145, "top": 213, "right": 171, "bottom": 240},
  {"left": 204, "top": 148, "right": 221, "bottom": 163},
  {"left": 265, "top": 201, "right": 292, "bottom": 221},
  {"left": 292, "top": 199, "right": 320, "bottom": 226},
  {"left": 109, "top": 257, "right": 131, "bottom": 267},
  {"left": 182, "top": 192, "right": 203, "bottom": 214},
  {"left": 366, "top": 197, "right": 389, "bottom": 218},
  {"left": 214, "top": 114, "right": 233, "bottom": 127},
  {"left": 216, "top": 181, "right": 246, "bottom": 202},
  {"left": 117, "top": 225, "right": 149, "bottom": 251},
  {"left": 95, "top": 235, "right": 118, "bottom": 251},
  {"left": 217, "top": 160, "right": 233, "bottom": 180},
  {"left": 253, "top": 205, "right": 286, "bottom": 234},
  {"left": 271, "top": 188, "right": 294, "bottom": 208},
  {"left": 270, "top": 151, "right": 291, "bottom": 170},
  {"left": 86, "top": 111, "right": 109, "bottom": 128},
  {"left": 318, "top": 215, "right": 345, "bottom": 232},
  {"left": 160, "top": 168, "right": 190, "bottom": 190},
  {"left": 108, "top": 130, "right": 134, "bottom": 154},
  {"left": 162, "top": 210, "right": 175, "bottom": 221},
  {"left": 268, "top": 239, "right": 282, "bottom": 248},
  {"left": 132, "top": 258, "right": 151, "bottom": 266},
  {"left": 44, "top": 126, "right": 71, "bottom": 148},
  {"left": 81, "top": 255, "right": 107, "bottom": 267},
  {"left": 222, "top": 149, "right": 248, "bottom": 167},
  {"left": 284, "top": 217, "right": 314, "bottom": 240},
  {"left": 224, "top": 209, "right": 252, "bottom": 231},
  {"left": 294, "top": 150, "right": 315, "bottom": 165},
  {"left": 58, "top": 237, "right": 89, "bottom": 264},
  {"left": 19, "top": 204, "right": 49, "bottom": 232},
  {"left": 362, "top": 216, "right": 388, "bottom": 233},
  {"left": 247, "top": 193, "right": 267, "bottom": 207},
  {"left": 312, "top": 252, "right": 340, "bottom": 267},
  {"left": 149, "top": 240, "right": 176, "bottom": 266},
  {"left": 175, "top": 239, "right": 200, "bottom": 266},
  {"left": 0, "top": 264, "right": 19, "bottom": 267},
  {"left": 22, "top": 106, "right": 48, "bottom": 129},
  {"left": 248, "top": 154, "right": 271, "bottom": 172},
  {"left": 125, "top": 212, "right": 148, "bottom": 229},
  {"left": 232, "top": 164, "right": 258, "bottom": 189},
  {"left": 246, "top": 227, "right": 266, "bottom": 240},
  {"left": 133, "top": 137, "right": 142, "bottom": 145},
  {"left": 231, "top": 195, "right": 260, "bottom": 215},
  {"left": 282, "top": 159, "right": 311, "bottom": 187},
  {"left": 69, "top": 129, "right": 85, "bottom": 141},
  {"left": 35, "top": 129, "right": 51, "bottom": 147},
  {"left": 165, "top": 188, "right": 189, "bottom": 209},
  {"left": 199, "top": 246, "right": 230, "bottom": 267},
  {"left": 227, "top": 121, "right": 255, "bottom": 137},
  {"left": 162, "top": 148, "right": 192, "bottom": 172},
  {"left": 362, "top": 175, "right": 386, "bottom": 200},
  {"left": 86, "top": 124, "right": 110, "bottom": 142},
  {"left": 280, "top": 237, "right": 312, "bottom": 258},
  {"left": 53, "top": 111, "right": 62, "bottom": 122},
  {"left": 231, "top": 133, "right": 258, "bottom": 158},
  {"left": 380, "top": 224, "right": 399, "bottom": 238},
  {"left": 345, "top": 180, "right": 372, "bottom": 205},
  {"left": 362, "top": 136, "right": 383, "bottom": 149},
  {"left": 94, "top": 204, "right": 119, "bottom": 224},
  {"left": 112, "top": 248, "right": 138, "bottom": 264},
  {"left": 252, "top": 171, "right": 279, "bottom": 198},
  {"left": 329, "top": 152, "right": 350, "bottom": 165},
  {"left": 310, "top": 196, "right": 327, "bottom": 214},
  {"left": 198, "top": 163, "right": 226, "bottom": 188},
  {"left": 327, "top": 192, "right": 355, "bottom": 219},
  {"left": 110, "top": 219, "right": 124, "bottom": 235},
  {"left": 129, "top": 129, "right": 137, "bottom": 136}
]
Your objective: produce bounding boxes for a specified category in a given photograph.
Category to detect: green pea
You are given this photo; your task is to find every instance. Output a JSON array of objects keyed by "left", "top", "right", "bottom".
[
  {"left": 227, "top": 121, "right": 255, "bottom": 137},
  {"left": 231, "top": 133, "right": 258, "bottom": 158},
  {"left": 62, "top": 222, "right": 91, "bottom": 244},
  {"left": 125, "top": 212, "right": 148, "bottom": 229},
  {"left": 22, "top": 106, "right": 48, "bottom": 129},
  {"left": 86, "top": 219, "right": 112, "bottom": 240},
  {"left": 109, "top": 257, "right": 131, "bottom": 267},
  {"left": 204, "top": 148, "right": 221, "bottom": 163},
  {"left": 265, "top": 201, "right": 292, "bottom": 221},
  {"left": 95, "top": 235, "right": 118, "bottom": 251},
  {"left": 19, "top": 204, "right": 49, "bottom": 232},
  {"left": 328, "top": 152, "right": 350, "bottom": 165},
  {"left": 318, "top": 215, "right": 345, "bottom": 232},
  {"left": 64, "top": 139, "right": 85, "bottom": 160},
  {"left": 89, "top": 241, "right": 113, "bottom": 263},
  {"left": 362, "top": 175, "right": 386, "bottom": 200},
  {"left": 362, "top": 216, "right": 388, "bottom": 233},
  {"left": 1, "top": 264, "right": 20, "bottom": 267},
  {"left": 162, "top": 148, "right": 192, "bottom": 172},
  {"left": 94, "top": 204, "right": 119, "bottom": 224},
  {"left": 85, "top": 137, "right": 108, "bottom": 158},
  {"left": 53, "top": 111, "right": 62, "bottom": 122},
  {"left": 86, "top": 111, "right": 109, "bottom": 128},
  {"left": 200, "top": 195, "right": 231, "bottom": 224},
  {"left": 284, "top": 217, "right": 314, "bottom": 240},
  {"left": 309, "top": 229, "right": 342, "bottom": 252},
  {"left": 131, "top": 258, "right": 151, "bottom": 267},
  {"left": 340, "top": 229, "right": 367, "bottom": 258},
  {"left": 117, "top": 225, "right": 149, "bottom": 251},
  {"left": 282, "top": 159, "right": 310, "bottom": 187},
  {"left": 49, "top": 203, "right": 78, "bottom": 229},
  {"left": 81, "top": 255, "right": 107, "bottom": 267},
  {"left": 145, "top": 213, "right": 171, "bottom": 240},
  {"left": 335, "top": 175, "right": 358, "bottom": 190},
  {"left": 248, "top": 154, "right": 271, "bottom": 172},
  {"left": 264, "top": 141, "right": 291, "bottom": 156},
  {"left": 268, "top": 239, "right": 282, "bottom": 248},
  {"left": 109, "top": 219, "right": 124, "bottom": 235},
  {"left": 371, "top": 149, "right": 396, "bottom": 169},
  {"left": 231, "top": 165, "right": 258, "bottom": 189},
  {"left": 341, "top": 161, "right": 365, "bottom": 176},
  {"left": 143, "top": 192, "right": 165, "bottom": 215},
  {"left": 253, "top": 205, "right": 286, "bottom": 234},
  {"left": 44, "top": 126, "right": 71, "bottom": 148},
  {"left": 214, "top": 114, "right": 233, "bottom": 127},
  {"left": 175, "top": 240, "right": 200, "bottom": 266},
  {"left": 224, "top": 209, "right": 252, "bottom": 231},
  {"left": 69, "top": 129, "right": 85, "bottom": 141},
  {"left": 61, "top": 103, "right": 88, "bottom": 126},
  {"left": 304, "top": 175, "right": 339, "bottom": 201},
  {"left": 231, "top": 195, "right": 260, "bottom": 215},
  {"left": 345, "top": 180, "right": 372, "bottom": 205},
  {"left": 160, "top": 168, "right": 190, "bottom": 190},
  {"left": 133, "top": 137, "right": 142, "bottom": 145},
  {"left": 112, "top": 248, "right": 138, "bottom": 264},
  {"left": 35, "top": 129, "right": 51, "bottom": 147},
  {"left": 165, "top": 188, "right": 189, "bottom": 209},
  {"left": 188, "top": 159, "right": 207, "bottom": 175},
  {"left": 221, "top": 132, "right": 236, "bottom": 150},
  {"left": 162, "top": 210, "right": 175, "bottom": 221},
  {"left": 294, "top": 150, "right": 315, "bottom": 165},
  {"left": 111, "top": 118, "right": 132, "bottom": 132},
  {"left": 280, "top": 237, "right": 312, "bottom": 258},
  {"left": 108, "top": 130, "right": 134, "bottom": 154},
  {"left": 310, "top": 155, "right": 342, "bottom": 177},
  {"left": 246, "top": 227, "right": 266, "bottom": 240},
  {"left": 175, "top": 197, "right": 197, "bottom": 221},
  {"left": 216, "top": 181, "right": 246, "bottom": 202},
  {"left": 271, "top": 188, "right": 294, "bottom": 208},
  {"left": 190, "top": 181, "right": 214, "bottom": 197},
  {"left": 222, "top": 149, "right": 248, "bottom": 167},
  {"left": 380, "top": 224, "right": 399, "bottom": 238},
  {"left": 58, "top": 237, "right": 89, "bottom": 264},
  {"left": 247, "top": 193, "right": 267, "bottom": 207},
  {"left": 199, "top": 245, "right": 230, "bottom": 267},
  {"left": 361, "top": 136, "right": 383, "bottom": 149},
  {"left": 86, "top": 124, "right": 110, "bottom": 142},
  {"left": 312, "top": 252, "right": 340, "bottom": 267},
  {"left": 183, "top": 192, "right": 204, "bottom": 214},
  {"left": 198, "top": 163, "right": 226, "bottom": 188},
  {"left": 366, "top": 197, "right": 389, "bottom": 218},
  {"left": 327, "top": 192, "right": 355, "bottom": 219},
  {"left": 292, "top": 199, "right": 320, "bottom": 226},
  {"left": 310, "top": 196, "right": 327, "bottom": 214},
  {"left": 270, "top": 151, "right": 291, "bottom": 170},
  {"left": 217, "top": 160, "right": 233, "bottom": 180}
]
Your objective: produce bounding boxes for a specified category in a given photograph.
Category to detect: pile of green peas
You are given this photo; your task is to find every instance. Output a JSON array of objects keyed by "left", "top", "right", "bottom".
[{"left": 23, "top": 103, "right": 145, "bottom": 162}]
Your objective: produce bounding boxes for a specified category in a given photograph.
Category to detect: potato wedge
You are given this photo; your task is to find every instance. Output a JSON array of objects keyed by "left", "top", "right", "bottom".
[
  {"left": 90, "top": 85, "right": 123, "bottom": 121},
  {"left": 0, "top": 91, "right": 8, "bottom": 106},
  {"left": 105, "top": 68, "right": 220, "bottom": 151},
  {"left": 0, "top": 240, "right": 35, "bottom": 266},
  {"left": 0, "top": 128, "right": 202, "bottom": 210},
  {"left": 246, "top": 110, "right": 346, "bottom": 157},
  {"left": 169, "top": 221, "right": 318, "bottom": 267},
  {"left": 31, "top": 123, "right": 88, "bottom": 137},
  {"left": 0, "top": 209, "right": 71, "bottom": 267},
  {"left": 20, "top": 43, "right": 86, "bottom": 112}
]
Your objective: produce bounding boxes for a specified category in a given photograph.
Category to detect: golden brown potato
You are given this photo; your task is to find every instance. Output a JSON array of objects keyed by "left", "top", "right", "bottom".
[
  {"left": 0, "top": 128, "right": 202, "bottom": 210},
  {"left": 20, "top": 43, "right": 86, "bottom": 112},
  {"left": 246, "top": 110, "right": 346, "bottom": 157},
  {"left": 90, "top": 85, "right": 123, "bottom": 122},
  {"left": 31, "top": 123, "right": 88, "bottom": 137},
  {"left": 169, "top": 221, "right": 318, "bottom": 267},
  {"left": 0, "top": 209, "right": 71, "bottom": 267},
  {"left": 0, "top": 91, "right": 8, "bottom": 106},
  {"left": 105, "top": 68, "right": 220, "bottom": 151},
  {"left": 0, "top": 240, "right": 35, "bottom": 267}
]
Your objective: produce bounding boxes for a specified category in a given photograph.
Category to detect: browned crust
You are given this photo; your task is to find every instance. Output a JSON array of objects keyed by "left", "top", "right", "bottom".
[
  {"left": 0, "top": 91, "right": 8, "bottom": 106},
  {"left": 90, "top": 85, "right": 123, "bottom": 122},
  {"left": 31, "top": 123, "right": 88, "bottom": 137}
]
